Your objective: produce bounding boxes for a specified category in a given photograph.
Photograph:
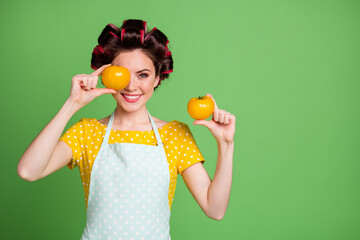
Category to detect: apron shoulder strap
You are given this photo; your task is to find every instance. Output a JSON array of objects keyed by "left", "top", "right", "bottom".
[
  {"left": 101, "top": 111, "right": 115, "bottom": 147},
  {"left": 147, "top": 110, "right": 163, "bottom": 147}
]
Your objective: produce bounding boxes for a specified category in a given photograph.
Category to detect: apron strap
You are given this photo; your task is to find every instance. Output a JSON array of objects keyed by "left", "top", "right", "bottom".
[
  {"left": 100, "top": 111, "right": 115, "bottom": 147},
  {"left": 147, "top": 110, "right": 163, "bottom": 147}
]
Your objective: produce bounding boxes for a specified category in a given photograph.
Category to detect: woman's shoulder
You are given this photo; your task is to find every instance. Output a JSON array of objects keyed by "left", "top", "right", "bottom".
[
  {"left": 75, "top": 117, "right": 104, "bottom": 126},
  {"left": 67, "top": 117, "right": 106, "bottom": 132},
  {"left": 161, "top": 120, "right": 188, "bottom": 128},
  {"left": 61, "top": 117, "right": 102, "bottom": 141},
  {"left": 158, "top": 119, "right": 193, "bottom": 135}
]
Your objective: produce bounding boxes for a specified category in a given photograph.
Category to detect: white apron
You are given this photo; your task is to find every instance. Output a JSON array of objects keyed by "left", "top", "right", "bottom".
[{"left": 80, "top": 110, "right": 171, "bottom": 240}]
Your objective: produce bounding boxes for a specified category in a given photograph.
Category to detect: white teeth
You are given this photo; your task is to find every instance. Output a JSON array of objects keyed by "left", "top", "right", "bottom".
[{"left": 124, "top": 95, "right": 140, "bottom": 99}]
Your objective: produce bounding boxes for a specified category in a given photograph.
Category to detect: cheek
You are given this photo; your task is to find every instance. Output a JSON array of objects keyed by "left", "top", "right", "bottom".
[
  {"left": 111, "top": 93, "right": 121, "bottom": 101},
  {"left": 145, "top": 86, "right": 154, "bottom": 96},
  {"left": 143, "top": 82, "right": 155, "bottom": 97},
  {"left": 143, "top": 78, "right": 157, "bottom": 91}
]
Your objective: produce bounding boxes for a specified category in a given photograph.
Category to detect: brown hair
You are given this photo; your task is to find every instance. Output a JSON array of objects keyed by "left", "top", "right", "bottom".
[{"left": 91, "top": 19, "right": 173, "bottom": 89}]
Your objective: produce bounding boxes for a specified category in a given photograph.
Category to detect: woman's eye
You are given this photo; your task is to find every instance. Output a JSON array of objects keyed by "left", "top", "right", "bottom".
[{"left": 139, "top": 73, "right": 148, "bottom": 79}]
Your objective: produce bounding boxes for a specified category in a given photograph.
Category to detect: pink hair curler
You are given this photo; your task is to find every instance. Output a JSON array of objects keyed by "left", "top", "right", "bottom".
[
  {"left": 144, "top": 27, "right": 157, "bottom": 41},
  {"left": 109, "top": 31, "right": 119, "bottom": 39},
  {"left": 93, "top": 45, "right": 105, "bottom": 54},
  {"left": 140, "top": 30, "right": 144, "bottom": 44},
  {"left": 121, "top": 29, "right": 126, "bottom": 42},
  {"left": 143, "top": 21, "right": 147, "bottom": 33},
  {"left": 162, "top": 69, "right": 173, "bottom": 74},
  {"left": 108, "top": 23, "right": 119, "bottom": 31},
  {"left": 91, "top": 64, "right": 98, "bottom": 70}
]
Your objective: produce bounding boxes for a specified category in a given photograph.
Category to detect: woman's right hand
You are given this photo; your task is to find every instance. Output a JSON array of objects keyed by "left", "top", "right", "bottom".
[
  {"left": 68, "top": 64, "right": 117, "bottom": 108},
  {"left": 17, "top": 64, "right": 117, "bottom": 182}
]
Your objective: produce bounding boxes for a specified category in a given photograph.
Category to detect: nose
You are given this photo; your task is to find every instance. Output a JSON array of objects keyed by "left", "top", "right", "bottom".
[{"left": 124, "top": 74, "right": 137, "bottom": 91}]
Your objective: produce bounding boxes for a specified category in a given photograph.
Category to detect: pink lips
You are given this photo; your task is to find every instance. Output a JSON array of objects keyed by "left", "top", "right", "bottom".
[{"left": 121, "top": 94, "right": 142, "bottom": 103}]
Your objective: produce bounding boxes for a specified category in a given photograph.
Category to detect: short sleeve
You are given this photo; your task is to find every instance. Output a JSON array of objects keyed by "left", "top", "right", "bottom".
[
  {"left": 59, "top": 119, "right": 86, "bottom": 170},
  {"left": 176, "top": 123, "right": 205, "bottom": 174}
]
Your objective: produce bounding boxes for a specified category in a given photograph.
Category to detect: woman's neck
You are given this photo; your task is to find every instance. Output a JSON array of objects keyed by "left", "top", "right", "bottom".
[{"left": 112, "top": 105, "right": 151, "bottom": 130}]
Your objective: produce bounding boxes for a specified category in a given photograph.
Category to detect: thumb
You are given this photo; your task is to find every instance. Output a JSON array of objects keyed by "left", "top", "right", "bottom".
[
  {"left": 193, "top": 119, "right": 212, "bottom": 128},
  {"left": 93, "top": 88, "right": 117, "bottom": 97}
]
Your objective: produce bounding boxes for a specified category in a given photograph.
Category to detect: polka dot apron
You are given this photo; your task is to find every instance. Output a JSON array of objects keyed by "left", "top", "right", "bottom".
[{"left": 80, "top": 110, "right": 171, "bottom": 240}]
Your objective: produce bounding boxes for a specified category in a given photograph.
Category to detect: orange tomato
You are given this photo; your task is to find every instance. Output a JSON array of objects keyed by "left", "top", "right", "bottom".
[
  {"left": 187, "top": 96, "right": 215, "bottom": 120},
  {"left": 101, "top": 65, "right": 131, "bottom": 90}
]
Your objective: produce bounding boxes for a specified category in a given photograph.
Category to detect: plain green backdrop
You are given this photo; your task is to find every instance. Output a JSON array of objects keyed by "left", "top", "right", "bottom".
[{"left": 1, "top": 0, "right": 359, "bottom": 239}]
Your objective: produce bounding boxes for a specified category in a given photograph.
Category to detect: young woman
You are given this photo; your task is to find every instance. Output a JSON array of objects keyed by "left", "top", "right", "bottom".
[{"left": 17, "top": 19, "right": 236, "bottom": 239}]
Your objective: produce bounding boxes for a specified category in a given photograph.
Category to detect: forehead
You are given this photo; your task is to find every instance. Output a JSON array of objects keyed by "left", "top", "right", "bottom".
[{"left": 112, "top": 49, "right": 155, "bottom": 71}]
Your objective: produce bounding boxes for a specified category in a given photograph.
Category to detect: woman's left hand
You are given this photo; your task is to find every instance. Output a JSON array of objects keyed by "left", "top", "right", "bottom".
[{"left": 193, "top": 94, "right": 236, "bottom": 143}]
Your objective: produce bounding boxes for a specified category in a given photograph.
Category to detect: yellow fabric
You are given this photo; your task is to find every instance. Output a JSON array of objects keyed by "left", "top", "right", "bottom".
[{"left": 59, "top": 118, "right": 205, "bottom": 210}]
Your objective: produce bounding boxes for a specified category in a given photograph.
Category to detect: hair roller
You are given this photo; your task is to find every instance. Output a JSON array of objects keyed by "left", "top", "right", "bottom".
[
  {"left": 98, "top": 24, "right": 120, "bottom": 46},
  {"left": 93, "top": 45, "right": 105, "bottom": 54},
  {"left": 91, "top": 64, "right": 98, "bottom": 70},
  {"left": 121, "top": 28, "right": 126, "bottom": 42},
  {"left": 109, "top": 31, "right": 119, "bottom": 39},
  {"left": 140, "top": 30, "right": 144, "bottom": 44},
  {"left": 143, "top": 21, "right": 147, "bottom": 34},
  {"left": 107, "top": 23, "right": 119, "bottom": 39},
  {"left": 162, "top": 69, "right": 173, "bottom": 74},
  {"left": 108, "top": 23, "right": 119, "bottom": 31},
  {"left": 144, "top": 27, "right": 157, "bottom": 41}
]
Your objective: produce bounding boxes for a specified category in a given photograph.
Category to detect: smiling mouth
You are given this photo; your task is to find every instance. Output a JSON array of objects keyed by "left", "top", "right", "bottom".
[{"left": 121, "top": 93, "right": 142, "bottom": 103}]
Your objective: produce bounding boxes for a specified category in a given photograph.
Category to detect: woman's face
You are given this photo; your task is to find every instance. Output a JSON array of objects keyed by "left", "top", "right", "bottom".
[{"left": 111, "top": 49, "right": 159, "bottom": 113}]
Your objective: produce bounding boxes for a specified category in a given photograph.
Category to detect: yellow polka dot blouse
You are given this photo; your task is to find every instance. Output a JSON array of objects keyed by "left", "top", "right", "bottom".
[{"left": 59, "top": 118, "right": 205, "bottom": 211}]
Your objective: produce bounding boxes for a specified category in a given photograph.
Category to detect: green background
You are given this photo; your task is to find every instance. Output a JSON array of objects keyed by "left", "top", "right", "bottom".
[{"left": 1, "top": 0, "right": 359, "bottom": 239}]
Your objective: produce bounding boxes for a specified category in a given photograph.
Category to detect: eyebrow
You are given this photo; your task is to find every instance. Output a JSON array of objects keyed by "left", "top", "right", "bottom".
[{"left": 136, "top": 69, "right": 151, "bottom": 73}]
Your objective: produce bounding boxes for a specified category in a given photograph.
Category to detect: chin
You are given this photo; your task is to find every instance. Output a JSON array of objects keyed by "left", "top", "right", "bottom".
[
  {"left": 120, "top": 105, "right": 143, "bottom": 113},
  {"left": 116, "top": 100, "right": 145, "bottom": 113}
]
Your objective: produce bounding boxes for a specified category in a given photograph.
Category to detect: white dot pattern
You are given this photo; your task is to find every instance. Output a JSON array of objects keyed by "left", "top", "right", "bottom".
[
  {"left": 81, "top": 111, "right": 171, "bottom": 239},
  {"left": 59, "top": 116, "right": 205, "bottom": 211}
]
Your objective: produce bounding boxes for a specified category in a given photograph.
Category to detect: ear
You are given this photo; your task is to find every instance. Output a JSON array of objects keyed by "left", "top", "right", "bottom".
[{"left": 153, "top": 75, "right": 160, "bottom": 88}]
